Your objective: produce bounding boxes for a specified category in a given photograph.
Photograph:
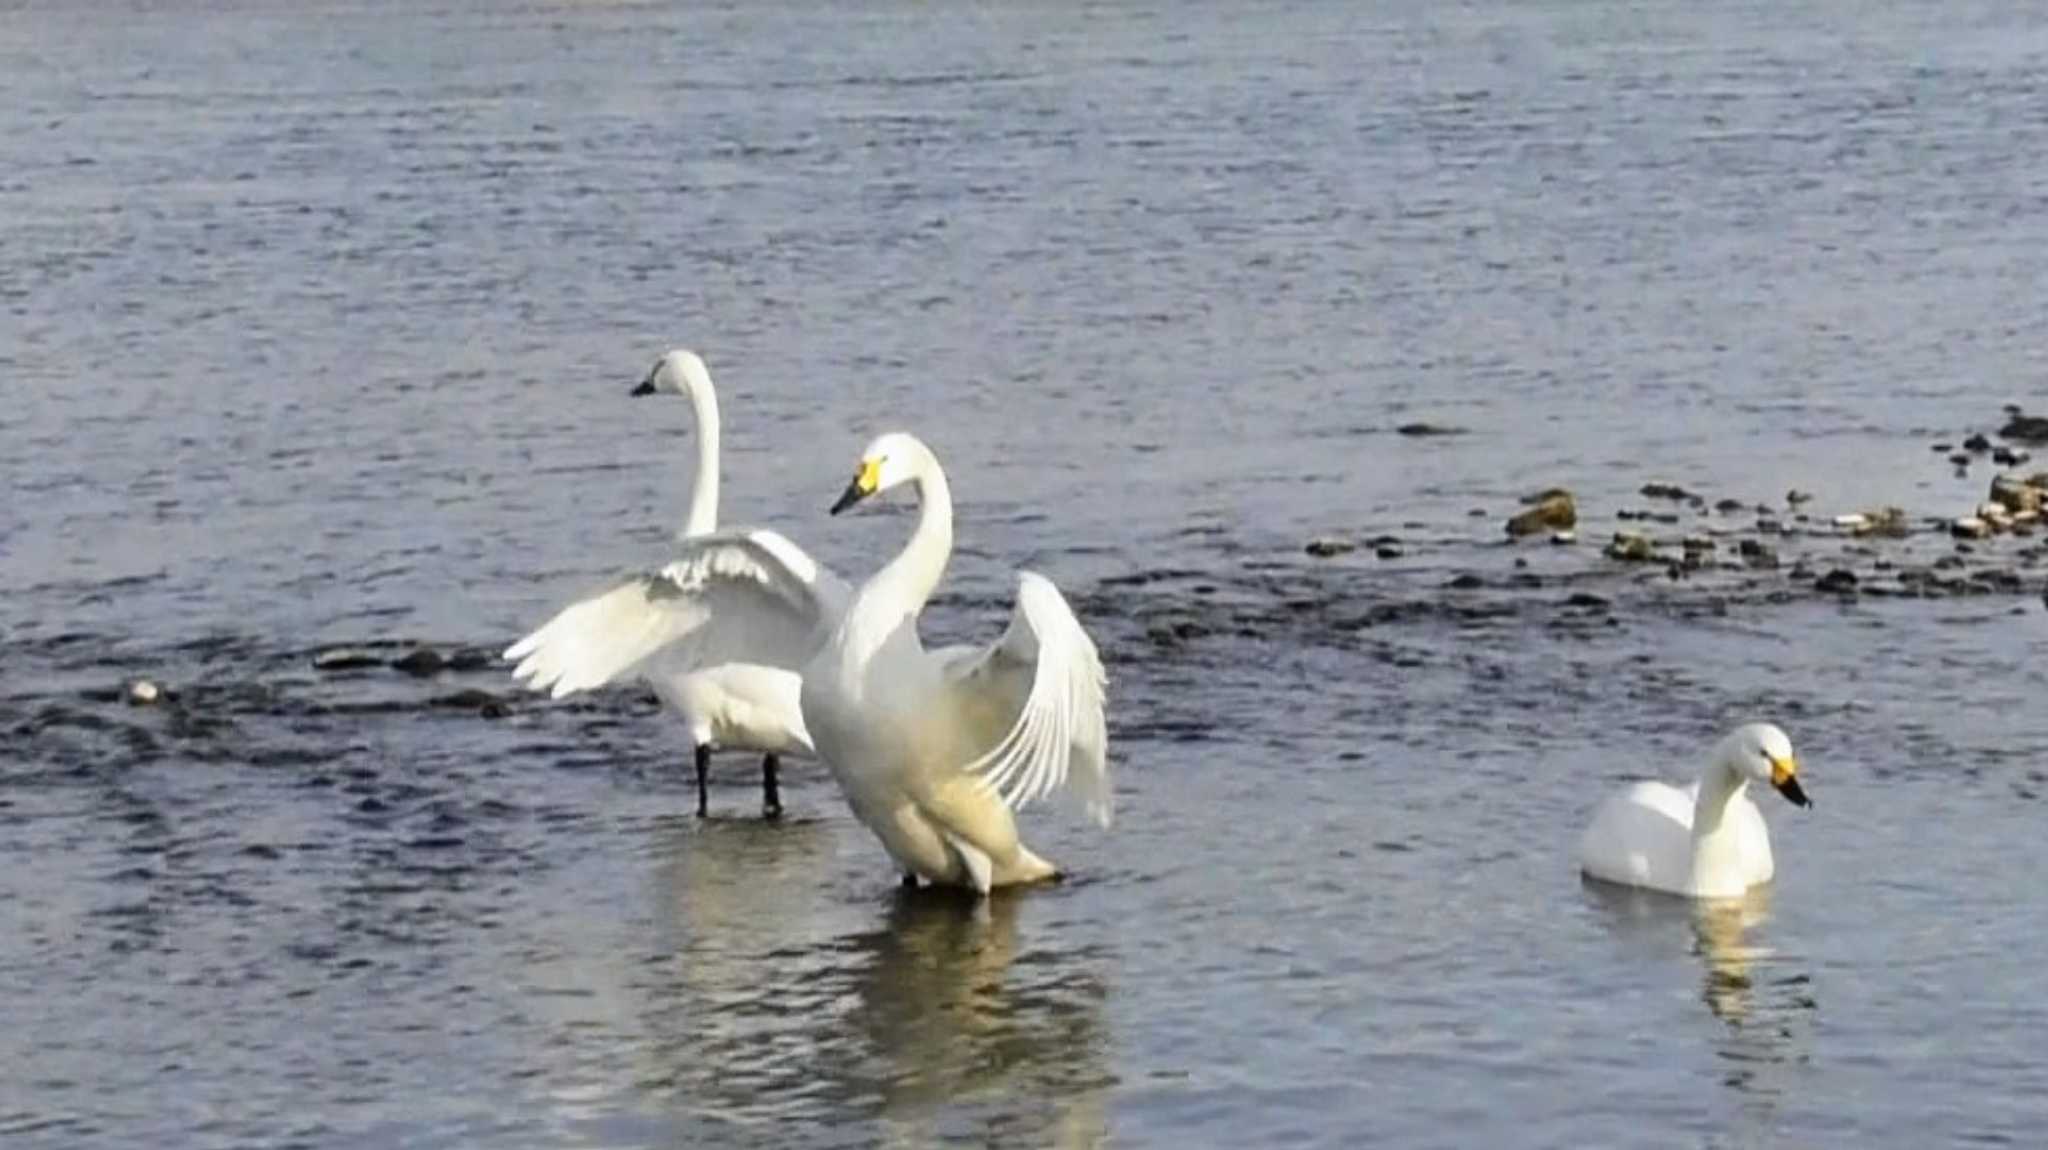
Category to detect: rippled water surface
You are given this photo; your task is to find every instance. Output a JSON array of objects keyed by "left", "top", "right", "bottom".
[{"left": 7, "top": 1, "right": 2048, "bottom": 1146}]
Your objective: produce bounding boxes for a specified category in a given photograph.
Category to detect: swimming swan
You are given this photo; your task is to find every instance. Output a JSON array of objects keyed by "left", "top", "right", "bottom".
[
  {"left": 506, "top": 349, "right": 826, "bottom": 818},
  {"left": 1577, "top": 722, "right": 1811, "bottom": 898}
]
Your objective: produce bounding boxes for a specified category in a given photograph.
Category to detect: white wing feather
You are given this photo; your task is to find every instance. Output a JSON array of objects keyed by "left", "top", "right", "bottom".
[
  {"left": 504, "top": 528, "right": 849, "bottom": 699},
  {"left": 945, "top": 571, "right": 1111, "bottom": 827}
]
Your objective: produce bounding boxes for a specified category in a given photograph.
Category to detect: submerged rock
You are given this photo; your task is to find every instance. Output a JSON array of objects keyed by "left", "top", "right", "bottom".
[
  {"left": 1396, "top": 422, "right": 1465, "bottom": 437},
  {"left": 1640, "top": 482, "right": 1694, "bottom": 501},
  {"left": 1999, "top": 413, "right": 2048, "bottom": 444},
  {"left": 1814, "top": 569, "right": 1859, "bottom": 594},
  {"left": 1507, "top": 491, "right": 1577, "bottom": 538},
  {"left": 1605, "top": 532, "right": 1656, "bottom": 562},
  {"left": 313, "top": 648, "right": 384, "bottom": 672},
  {"left": 1305, "top": 537, "right": 1356, "bottom": 558},
  {"left": 391, "top": 648, "right": 447, "bottom": 677}
]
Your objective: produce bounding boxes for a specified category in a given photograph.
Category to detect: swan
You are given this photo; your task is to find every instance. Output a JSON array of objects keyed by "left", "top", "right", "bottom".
[
  {"left": 503, "top": 431, "right": 1110, "bottom": 893},
  {"left": 505, "top": 348, "right": 822, "bottom": 819},
  {"left": 1577, "top": 722, "right": 1812, "bottom": 898}
]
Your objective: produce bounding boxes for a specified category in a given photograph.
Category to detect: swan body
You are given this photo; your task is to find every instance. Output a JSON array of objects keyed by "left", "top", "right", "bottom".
[
  {"left": 1578, "top": 723, "right": 1811, "bottom": 898},
  {"left": 506, "top": 349, "right": 820, "bottom": 817}
]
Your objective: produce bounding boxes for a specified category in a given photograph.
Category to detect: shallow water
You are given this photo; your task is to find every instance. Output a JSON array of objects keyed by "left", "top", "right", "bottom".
[{"left": 7, "top": 1, "right": 2048, "bottom": 1146}]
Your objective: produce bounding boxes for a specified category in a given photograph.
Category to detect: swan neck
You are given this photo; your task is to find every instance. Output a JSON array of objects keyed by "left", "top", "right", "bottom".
[
  {"left": 1691, "top": 757, "right": 1747, "bottom": 838},
  {"left": 682, "top": 374, "right": 721, "bottom": 536},
  {"left": 851, "top": 451, "right": 952, "bottom": 653}
]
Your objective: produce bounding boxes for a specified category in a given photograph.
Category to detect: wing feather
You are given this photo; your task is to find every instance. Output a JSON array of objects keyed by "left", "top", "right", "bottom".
[
  {"left": 504, "top": 528, "right": 849, "bottom": 699},
  {"left": 946, "top": 571, "right": 1111, "bottom": 827}
]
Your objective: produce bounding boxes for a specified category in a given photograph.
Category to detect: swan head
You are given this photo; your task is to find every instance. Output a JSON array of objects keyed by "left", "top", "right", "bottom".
[
  {"left": 830, "top": 432, "right": 928, "bottom": 515},
  {"left": 1719, "top": 722, "right": 1810, "bottom": 809},
  {"left": 631, "top": 348, "right": 712, "bottom": 399}
]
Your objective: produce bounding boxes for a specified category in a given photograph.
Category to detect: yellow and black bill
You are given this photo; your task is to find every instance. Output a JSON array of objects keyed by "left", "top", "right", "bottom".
[
  {"left": 1769, "top": 755, "right": 1811, "bottom": 809},
  {"left": 830, "top": 458, "right": 882, "bottom": 515}
]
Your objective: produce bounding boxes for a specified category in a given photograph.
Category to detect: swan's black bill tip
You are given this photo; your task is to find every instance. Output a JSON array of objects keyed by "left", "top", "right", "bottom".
[
  {"left": 629, "top": 379, "right": 656, "bottom": 397},
  {"left": 1773, "top": 774, "right": 1812, "bottom": 809},
  {"left": 829, "top": 482, "right": 866, "bottom": 516}
]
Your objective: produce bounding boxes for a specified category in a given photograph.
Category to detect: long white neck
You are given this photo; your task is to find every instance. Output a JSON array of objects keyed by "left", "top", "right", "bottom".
[
  {"left": 845, "top": 442, "right": 952, "bottom": 661},
  {"left": 679, "top": 371, "right": 721, "bottom": 536},
  {"left": 1689, "top": 755, "right": 1751, "bottom": 893}
]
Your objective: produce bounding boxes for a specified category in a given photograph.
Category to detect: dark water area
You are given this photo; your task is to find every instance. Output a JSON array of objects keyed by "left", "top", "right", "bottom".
[{"left": 7, "top": 1, "right": 2048, "bottom": 1146}]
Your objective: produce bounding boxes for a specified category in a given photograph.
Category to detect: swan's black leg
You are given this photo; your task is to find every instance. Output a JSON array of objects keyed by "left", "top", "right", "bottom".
[
  {"left": 901, "top": 872, "right": 919, "bottom": 889},
  {"left": 762, "top": 753, "right": 783, "bottom": 820},
  {"left": 694, "top": 744, "right": 711, "bottom": 818}
]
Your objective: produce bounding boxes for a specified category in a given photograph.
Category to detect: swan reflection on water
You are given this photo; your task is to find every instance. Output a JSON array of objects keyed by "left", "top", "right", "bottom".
[
  {"left": 1580, "top": 877, "right": 1816, "bottom": 1071},
  {"left": 623, "top": 822, "right": 1113, "bottom": 1147}
]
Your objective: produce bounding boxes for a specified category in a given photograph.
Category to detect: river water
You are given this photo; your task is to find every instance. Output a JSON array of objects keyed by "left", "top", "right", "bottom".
[{"left": 6, "top": 1, "right": 2048, "bottom": 1146}]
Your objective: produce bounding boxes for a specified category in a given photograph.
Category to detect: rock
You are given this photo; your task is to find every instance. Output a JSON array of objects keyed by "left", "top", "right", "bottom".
[
  {"left": 1952, "top": 516, "right": 1993, "bottom": 540},
  {"left": 1832, "top": 513, "right": 1868, "bottom": 531},
  {"left": 1786, "top": 489, "right": 1814, "bottom": 506},
  {"left": 1374, "top": 545, "right": 1403, "bottom": 560},
  {"left": 1757, "top": 517, "right": 1784, "bottom": 535},
  {"left": 1467, "top": 507, "right": 1488, "bottom": 518},
  {"left": 1520, "top": 487, "right": 1573, "bottom": 505},
  {"left": 1605, "top": 532, "right": 1656, "bottom": 562},
  {"left": 313, "top": 648, "right": 384, "bottom": 672},
  {"left": 1990, "top": 474, "right": 2044, "bottom": 515},
  {"left": 1396, "top": 422, "right": 1465, "bottom": 437},
  {"left": 1814, "top": 569, "right": 1859, "bottom": 594},
  {"left": 123, "top": 679, "right": 163, "bottom": 706},
  {"left": 1445, "top": 573, "right": 1485, "bottom": 590},
  {"left": 1714, "top": 498, "right": 1747, "bottom": 514},
  {"left": 1305, "top": 537, "right": 1356, "bottom": 558},
  {"left": 1999, "top": 414, "right": 2048, "bottom": 444},
  {"left": 1640, "top": 482, "right": 1693, "bottom": 501},
  {"left": 1994, "top": 446, "right": 2030, "bottom": 467},
  {"left": 1550, "top": 530, "right": 1577, "bottom": 546},
  {"left": 1950, "top": 452, "right": 1973, "bottom": 467},
  {"left": 1507, "top": 491, "right": 1576, "bottom": 538},
  {"left": 1964, "top": 432, "right": 1994, "bottom": 453},
  {"left": 1563, "top": 592, "right": 1610, "bottom": 610},
  {"left": 1932, "top": 443, "right": 1953, "bottom": 453},
  {"left": 391, "top": 648, "right": 447, "bottom": 677},
  {"left": 1682, "top": 535, "right": 1716, "bottom": 553},
  {"left": 1738, "top": 540, "right": 1779, "bottom": 569},
  {"left": 1849, "top": 506, "right": 1910, "bottom": 538}
]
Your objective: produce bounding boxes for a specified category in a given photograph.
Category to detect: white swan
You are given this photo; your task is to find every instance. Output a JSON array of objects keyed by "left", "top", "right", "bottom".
[
  {"left": 1577, "top": 722, "right": 1812, "bottom": 898},
  {"left": 506, "top": 349, "right": 827, "bottom": 818},
  {"left": 505, "top": 431, "right": 1110, "bottom": 892},
  {"left": 804, "top": 432, "right": 1110, "bottom": 892}
]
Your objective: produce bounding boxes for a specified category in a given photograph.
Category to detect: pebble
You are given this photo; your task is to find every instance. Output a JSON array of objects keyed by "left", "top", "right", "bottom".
[
  {"left": 1952, "top": 516, "right": 1993, "bottom": 540},
  {"left": 1814, "top": 569, "right": 1859, "bottom": 594},
  {"left": 1950, "top": 452, "right": 1973, "bottom": 467},
  {"left": 1605, "top": 532, "right": 1656, "bottom": 562},
  {"left": 123, "top": 679, "right": 163, "bottom": 706},
  {"left": 1375, "top": 545, "right": 1404, "bottom": 560},
  {"left": 1550, "top": 531, "right": 1577, "bottom": 546}
]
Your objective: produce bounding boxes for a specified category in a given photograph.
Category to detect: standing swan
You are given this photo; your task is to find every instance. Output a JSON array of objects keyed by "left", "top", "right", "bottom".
[
  {"left": 501, "top": 431, "right": 1110, "bottom": 893},
  {"left": 1577, "top": 722, "right": 1812, "bottom": 898},
  {"left": 506, "top": 349, "right": 830, "bottom": 818},
  {"left": 805, "top": 432, "right": 1111, "bottom": 892}
]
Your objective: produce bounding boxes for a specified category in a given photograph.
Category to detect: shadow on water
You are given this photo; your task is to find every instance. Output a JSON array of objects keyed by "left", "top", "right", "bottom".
[
  {"left": 1581, "top": 878, "right": 1817, "bottom": 1105},
  {"left": 615, "top": 826, "right": 1113, "bottom": 1148}
]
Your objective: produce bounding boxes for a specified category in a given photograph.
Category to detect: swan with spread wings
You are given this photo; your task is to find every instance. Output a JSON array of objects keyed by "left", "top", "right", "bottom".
[{"left": 505, "top": 430, "right": 1110, "bottom": 893}]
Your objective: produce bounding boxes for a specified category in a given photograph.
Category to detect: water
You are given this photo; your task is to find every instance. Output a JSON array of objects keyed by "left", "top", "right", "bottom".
[{"left": 6, "top": 1, "right": 2048, "bottom": 1145}]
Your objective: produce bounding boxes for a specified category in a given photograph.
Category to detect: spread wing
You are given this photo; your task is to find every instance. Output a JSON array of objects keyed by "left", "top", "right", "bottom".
[
  {"left": 942, "top": 571, "right": 1111, "bottom": 827},
  {"left": 504, "top": 529, "right": 850, "bottom": 699}
]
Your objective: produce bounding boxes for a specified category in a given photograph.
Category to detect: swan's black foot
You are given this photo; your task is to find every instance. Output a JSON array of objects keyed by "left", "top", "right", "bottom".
[
  {"left": 694, "top": 744, "right": 711, "bottom": 818},
  {"left": 901, "top": 872, "right": 919, "bottom": 889},
  {"left": 761, "top": 753, "right": 783, "bottom": 820}
]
